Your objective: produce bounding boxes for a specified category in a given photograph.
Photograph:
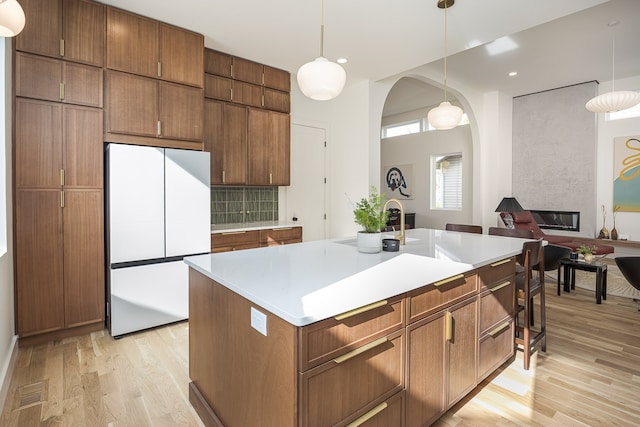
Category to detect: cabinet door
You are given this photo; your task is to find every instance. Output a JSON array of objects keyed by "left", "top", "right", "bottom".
[
  {"left": 62, "top": 105, "right": 103, "bottom": 188},
  {"left": 222, "top": 104, "right": 247, "bottom": 185},
  {"left": 406, "top": 312, "right": 446, "bottom": 427},
  {"left": 204, "top": 48, "right": 232, "bottom": 77},
  {"left": 204, "top": 74, "right": 232, "bottom": 101},
  {"left": 62, "top": 0, "right": 105, "bottom": 66},
  {"left": 104, "top": 70, "right": 158, "bottom": 138},
  {"left": 62, "top": 62, "right": 103, "bottom": 108},
  {"left": 232, "top": 81, "right": 262, "bottom": 108},
  {"left": 232, "top": 56, "right": 263, "bottom": 85},
  {"left": 106, "top": 7, "right": 159, "bottom": 78},
  {"left": 15, "top": 53, "right": 62, "bottom": 103},
  {"left": 270, "top": 112, "right": 290, "bottom": 186},
  {"left": 158, "top": 81, "right": 203, "bottom": 142},
  {"left": 15, "top": 190, "right": 64, "bottom": 337},
  {"left": 247, "top": 108, "right": 270, "bottom": 185},
  {"left": 447, "top": 298, "right": 478, "bottom": 406},
  {"left": 159, "top": 23, "right": 204, "bottom": 88},
  {"left": 14, "top": 99, "right": 62, "bottom": 189},
  {"left": 263, "top": 65, "right": 290, "bottom": 92},
  {"left": 63, "top": 190, "right": 104, "bottom": 328},
  {"left": 263, "top": 88, "right": 291, "bottom": 113},
  {"left": 204, "top": 100, "right": 224, "bottom": 185},
  {"left": 15, "top": 0, "right": 62, "bottom": 58}
]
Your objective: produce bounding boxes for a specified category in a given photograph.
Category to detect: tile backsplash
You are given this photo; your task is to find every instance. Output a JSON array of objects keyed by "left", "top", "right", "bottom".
[{"left": 211, "top": 187, "right": 278, "bottom": 225}]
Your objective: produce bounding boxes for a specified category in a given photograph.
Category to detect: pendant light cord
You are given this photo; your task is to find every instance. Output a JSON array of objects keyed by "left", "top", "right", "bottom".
[
  {"left": 443, "top": 2, "right": 449, "bottom": 102},
  {"left": 320, "top": 0, "right": 325, "bottom": 57},
  {"left": 611, "top": 33, "right": 615, "bottom": 92}
]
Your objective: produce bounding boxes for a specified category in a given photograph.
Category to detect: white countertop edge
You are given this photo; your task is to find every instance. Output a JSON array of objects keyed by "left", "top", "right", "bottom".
[{"left": 211, "top": 221, "right": 302, "bottom": 233}]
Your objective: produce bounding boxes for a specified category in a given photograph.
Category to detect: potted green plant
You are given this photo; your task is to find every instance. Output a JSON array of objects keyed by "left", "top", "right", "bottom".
[
  {"left": 576, "top": 244, "right": 597, "bottom": 262},
  {"left": 353, "top": 186, "right": 389, "bottom": 253}
]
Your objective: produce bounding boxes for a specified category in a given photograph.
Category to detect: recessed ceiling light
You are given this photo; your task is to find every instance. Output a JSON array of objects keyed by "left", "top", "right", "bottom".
[
  {"left": 508, "top": 71, "right": 518, "bottom": 77},
  {"left": 337, "top": 58, "right": 348, "bottom": 64}
]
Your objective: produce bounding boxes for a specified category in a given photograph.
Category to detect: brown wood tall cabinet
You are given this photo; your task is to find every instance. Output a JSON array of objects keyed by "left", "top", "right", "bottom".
[
  {"left": 204, "top": 48, "right": 291, "bottom": 186},
  {"left": 104, "top": 7, "right": 204, "bottom": 149}
]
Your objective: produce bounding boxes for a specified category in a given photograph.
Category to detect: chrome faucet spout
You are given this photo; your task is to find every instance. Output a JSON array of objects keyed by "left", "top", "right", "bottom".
[{"left": 383, "top": 198, "right": 405, "bottom": 245}]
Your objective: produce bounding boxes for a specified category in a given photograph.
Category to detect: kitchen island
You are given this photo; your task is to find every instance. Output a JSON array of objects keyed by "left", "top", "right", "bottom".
[{"left": 185, "top": 228, "right": 526, "bottom": 427}]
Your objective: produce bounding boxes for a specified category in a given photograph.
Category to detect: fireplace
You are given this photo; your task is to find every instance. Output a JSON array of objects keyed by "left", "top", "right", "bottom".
[{"left": 529, "top": 210, "right": 580, "bottom": 232}]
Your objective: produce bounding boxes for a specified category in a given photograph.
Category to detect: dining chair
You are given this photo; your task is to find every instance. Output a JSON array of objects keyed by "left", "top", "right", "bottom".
[
  {"left": 615, "top": 257, "right": 640, "bottom": 311},
  {"left": 515, "top": 238, "right": 546, "bottom": 370},
  {"left": 445, "top": 223, "right": 483, "bottom": 234},
  {"left": 488, "top": 227, "right": 534, "bottom": 239}
]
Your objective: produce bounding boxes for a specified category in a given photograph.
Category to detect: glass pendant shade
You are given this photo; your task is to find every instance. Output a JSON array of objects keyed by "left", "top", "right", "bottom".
[
  {"left": 428, "top": 101, "right": 463, "bottom": 130},
  {"left": 0, "top": 0, "right": 25, "bottom": 37},
  {"left": 585, "top": 90, "right": 640, "bottom": 113},
  {"left": 297, "top": 56, "right": 346, "bottom": 101}
]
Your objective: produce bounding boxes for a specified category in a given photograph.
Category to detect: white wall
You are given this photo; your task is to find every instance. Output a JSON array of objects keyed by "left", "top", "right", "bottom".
[
  {"left": 0, "top": 37, "right": 17, "bottom": 414},
  {"left": 595, "top": 75, "right": 640, "bottom": 241}
]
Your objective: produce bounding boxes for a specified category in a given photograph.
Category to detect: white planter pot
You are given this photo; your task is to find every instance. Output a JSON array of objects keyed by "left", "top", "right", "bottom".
[{"left": 357, "top": 231, "right": 382, "bottom": 253}]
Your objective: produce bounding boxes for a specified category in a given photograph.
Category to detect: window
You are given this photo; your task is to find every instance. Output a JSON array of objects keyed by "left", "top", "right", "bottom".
[
  {"left": 381, "top": 120, "right": 421, "bottom": 139},
  {"left": 432, "top": 154, "right": 462, "bottom": 210}
]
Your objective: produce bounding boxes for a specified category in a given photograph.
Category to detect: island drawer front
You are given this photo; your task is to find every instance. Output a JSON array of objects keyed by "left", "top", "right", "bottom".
[
  {"left": 299, "top": 330, "right": 404, "bottom": 427},
  {"left": 479, "top": 280, "right": 515, "bottom": 333},
  {"left": 339, "top": 391, "right": 404, "bottom": 427},
  {"left": 407, "top": 273, "right": 477, "bottom": 324},
  {"left": 298, "top": 295, "right": 405, "bottom": 371},
  {"left": 211, "top": 230, "right": 260, "bottom": 252},
  {"left": 260, "top": 226, "right": 302, "bottom": 244},
  {"left": 478, "top": 319, "right": 514, "bottom": 381},
  {"left": 478, "top": 258, "right": 515, "bottom": 290}
]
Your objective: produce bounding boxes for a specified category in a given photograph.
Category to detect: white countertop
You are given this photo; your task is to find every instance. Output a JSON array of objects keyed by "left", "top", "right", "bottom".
[
  {"left": 211, "top": 221, "right": 301, "bottom": 233},
  {"left": 184, "top": 228, "right": 527, "bottom": 327}
]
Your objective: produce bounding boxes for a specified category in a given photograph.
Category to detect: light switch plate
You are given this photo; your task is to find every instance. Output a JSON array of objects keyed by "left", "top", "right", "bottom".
[{"left": 250, "top": 307, "right": 267, "bottom": 336}]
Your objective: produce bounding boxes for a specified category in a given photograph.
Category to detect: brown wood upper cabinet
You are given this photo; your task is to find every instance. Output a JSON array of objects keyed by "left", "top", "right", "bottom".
[
  {"left": 106, "top": 7, "right": 204, "bottom": 88},
  {"left": 15, "top": 52, "right": 103, "bottom": 108},
  {"left": 104, "top": 70, "right": 203, "bottom": 145},
  {"left": 248, "top": 109, "right": 290, "bottom": 186},
  {"left": 16, "top": 0, "right": 105, "bottom": 67},
  {"left": 204, "top": 100, "right": 247, "bottom": 185}
]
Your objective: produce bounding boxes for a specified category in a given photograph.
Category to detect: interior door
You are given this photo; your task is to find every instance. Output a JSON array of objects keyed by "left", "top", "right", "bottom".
[{"left": 285, "top": 124, "right": 326, "bottom": 241}]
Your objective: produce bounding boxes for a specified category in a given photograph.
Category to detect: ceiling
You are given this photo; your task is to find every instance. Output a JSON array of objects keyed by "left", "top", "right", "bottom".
[{"left": 101, "top": 0, "right": 640, "bottom": 114}]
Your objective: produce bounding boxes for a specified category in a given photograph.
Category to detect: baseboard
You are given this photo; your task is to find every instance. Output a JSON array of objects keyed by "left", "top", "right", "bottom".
[{"left": 0, "top": 335, "right": 18, "bottom": 413}]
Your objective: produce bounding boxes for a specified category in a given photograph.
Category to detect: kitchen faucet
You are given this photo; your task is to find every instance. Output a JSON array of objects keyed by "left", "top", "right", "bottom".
[{"left": 383, "top": 198, "right": 405, "bottom": 245}]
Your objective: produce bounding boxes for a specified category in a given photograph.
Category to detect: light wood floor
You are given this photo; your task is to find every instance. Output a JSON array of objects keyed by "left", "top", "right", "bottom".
[{"left": 2, "top": 282, "right": 640, "bottom": 426}]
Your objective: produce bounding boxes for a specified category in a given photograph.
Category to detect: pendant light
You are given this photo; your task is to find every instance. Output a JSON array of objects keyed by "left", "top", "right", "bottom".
[
  {"left": 428, "top": 0, "right": 463, "bottom": 130},
  {"left": 586, "top": 20, "right": 640, "bottom": 113},
  {"left": 296, "top": 0, "right": 346, "bottom": 101},
  {"left": 0, "top": 0, "right": 26, "bottom": 37}
]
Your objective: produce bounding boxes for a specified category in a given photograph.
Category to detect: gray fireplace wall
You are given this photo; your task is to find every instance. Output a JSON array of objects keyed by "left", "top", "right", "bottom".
[{"left": 512, "top": 81, "right": 598, "bottom": 237}]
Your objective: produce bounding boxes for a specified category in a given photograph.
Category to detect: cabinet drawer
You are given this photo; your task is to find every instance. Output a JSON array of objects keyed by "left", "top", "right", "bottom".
[
  {"left": 299, "top": 330, "right": 404, "bottom": 427},
  {"left": 340, "top": 391, "right": 404, "bottom": 427},
  {"left": 299, "top": 295, "right": 404, "bottom": 371},
  {"left": 260, "top": 227, "right": 301, "bottom": 245},
  {"left": 478, "top": 320, "right": 514, "bottom": 381},
  {"left": 211, "top": 243, "right": 260, "bottom": 253},
  {"left": 211, "top": 230, "right": 260, "bottom": 251},
  {"left": 478, "top": 258, "right": 515, "bottom": 290},
  {"left": 479, "top": 279, "right": 514, "bottom": 333},
  {"left": 204, "top": 73, "right": 231, "bottom": 101},
  {"left": 407, "top": 273, "right": 477, "bottom": 323}
]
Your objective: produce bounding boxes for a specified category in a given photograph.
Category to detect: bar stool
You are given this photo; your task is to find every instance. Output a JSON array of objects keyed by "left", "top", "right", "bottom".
[
  {"left": 445, "top": 223, "right": 483, "bottom": 234},
  {"left": 515, "top": 239, "right": 546, "bottom": 370}
]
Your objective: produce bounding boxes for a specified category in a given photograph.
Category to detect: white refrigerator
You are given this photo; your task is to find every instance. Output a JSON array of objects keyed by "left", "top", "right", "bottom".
[{"left": 106, "top": 143, "right": 210, "bottom": 337}]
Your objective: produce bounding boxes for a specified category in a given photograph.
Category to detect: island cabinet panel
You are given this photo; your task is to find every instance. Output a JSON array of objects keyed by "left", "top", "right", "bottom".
[
  {"left": 189, "top": 270, "right": 298, "bottom": 427},
  {"left": 298, "top": 295, "right": 405, "bottom": 371},
  {"left": 407, "top": 272, "right": 478, "bottom": 324},
  {"left": 16, "top": 0, "right": 105, "bottom": 67},
  {"left": 299, "top": 330, "right": 404, "bottom": 427},
  {"left": 477, "top": 258, "right": 516, "bottom": 381},
  {"left": 405, "top": 296, "right": 478, "bottom": 427},
  {"left": 260, "top": 227, "right": 302, "bottom": 247}
]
